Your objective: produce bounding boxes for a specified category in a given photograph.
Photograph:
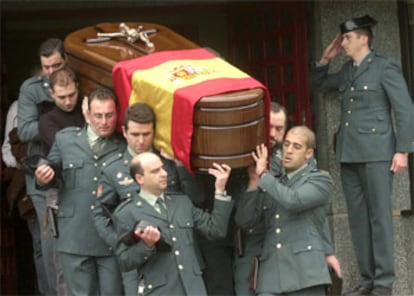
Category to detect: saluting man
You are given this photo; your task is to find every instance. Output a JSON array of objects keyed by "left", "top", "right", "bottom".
[{"left": 311, "top": 15, "right": 414, "bottom": 296}]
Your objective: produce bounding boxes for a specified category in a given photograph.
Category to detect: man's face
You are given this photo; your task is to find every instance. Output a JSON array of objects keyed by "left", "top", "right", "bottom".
[
  {"left": 87, "top": 99, "right": 118, "bottom": 138},
  {"left": 269, "top": 110, "right": 287, "bottom": 148},
  {"left": 50, "top": 82, "right": 79, "bottom": 112},
  {"left": 341, "top": 31, "right": 366, "bottom": 59},
  {"left": 138, "top": 155, "right": 168, "bottom": 195},
  {"left": 40, "top": 51, "right": 65, "bottom": 77},
  {"left": 122, "top": 121, "right": 154, "bottom": 154},
  {"left": 282, "top": 131, "right": 313, "bottom": 173}
]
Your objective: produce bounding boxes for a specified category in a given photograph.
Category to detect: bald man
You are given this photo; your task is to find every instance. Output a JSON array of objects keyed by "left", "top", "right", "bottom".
[{"left": 113, "top": 152, "right": 235, "bottom": 295}]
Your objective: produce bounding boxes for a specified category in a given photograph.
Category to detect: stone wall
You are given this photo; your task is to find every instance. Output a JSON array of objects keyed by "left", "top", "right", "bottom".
[{"left": 311, "top": 1, "right": 414, "bottom": 295}]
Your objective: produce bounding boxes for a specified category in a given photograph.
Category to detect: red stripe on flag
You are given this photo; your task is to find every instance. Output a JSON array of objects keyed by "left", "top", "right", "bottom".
[
  {"left": 172, "top": 77, "right": 270, "bottom": 174},
  {"left": 112, "top": 48, "right": 218, "bottom": 131}
]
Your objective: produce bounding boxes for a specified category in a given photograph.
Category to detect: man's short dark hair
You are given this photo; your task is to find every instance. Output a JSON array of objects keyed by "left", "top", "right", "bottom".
[
  {"left": 49, "top": 66, "right": 78, "bottom": 90},
  {"left": 88, "top": 87, "right": 118, "bottom": 110},
  {"left": 354, "top": 28, "right": 373, "bottom": 48},
  {"left": 129, "top": 157, "right": 144, "bottom": 179},
  {"left": 123, "top": 102, "right": 156, "bottom": 131},
  {"left": 271, "top": 101, "right": 288, "bottom": 126},
  {"left": 38, "top": 38, "right": 66, "bottom": 59}
]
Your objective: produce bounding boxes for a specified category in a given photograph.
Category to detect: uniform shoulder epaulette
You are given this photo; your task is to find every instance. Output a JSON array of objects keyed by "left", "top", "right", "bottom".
[
  {"left": 59, "top": 126, "right": 83, "bottom": 134},
  {"left": 104, "top": 152, "right": 124, "bottom": 168},
  {"left": 114, "top": 198, "right": 133, "bottom": 214},
  {"left": 20, "top": 76, "right": 43, "bottom": 89}
]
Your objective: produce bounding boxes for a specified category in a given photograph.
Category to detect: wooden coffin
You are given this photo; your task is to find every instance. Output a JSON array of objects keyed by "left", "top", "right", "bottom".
[{"left": 64, "top": 22, "right": 266, "bottom": 171}]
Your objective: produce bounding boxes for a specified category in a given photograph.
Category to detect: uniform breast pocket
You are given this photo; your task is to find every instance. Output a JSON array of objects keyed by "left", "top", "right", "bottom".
[
  {"left": 62, "top": 160, "right": 84, "bottom": 189},
  {"left": 177, "top": 219, "right": 194, "bottom": 244},
  {"left": 357, "top": 113, "right": 390, "bottom": 134}
]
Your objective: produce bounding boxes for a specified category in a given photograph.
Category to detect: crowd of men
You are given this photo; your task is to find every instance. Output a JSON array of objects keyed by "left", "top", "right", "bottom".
[{"left": 2, "top": 14, "right": 413, "bottom": 296}]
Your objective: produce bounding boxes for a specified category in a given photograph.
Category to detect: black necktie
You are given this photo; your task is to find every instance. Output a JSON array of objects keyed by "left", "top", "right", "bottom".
[
  {"left": 92, "top": 137, "right": 106, "bottom": 155},
  {"left": 279, "top": 174, "right": 289, "bottom": 185},
  {"left": 352, "top": 65, "right": 358, "bottom": 78},
  {"left": 156, "top": 197, "right": 167, "bottom": 218}
]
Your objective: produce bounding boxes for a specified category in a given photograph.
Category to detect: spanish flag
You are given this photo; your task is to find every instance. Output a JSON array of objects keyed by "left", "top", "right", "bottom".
[{"left": 112, "top": 48, "right": 269, "bottom": 173}]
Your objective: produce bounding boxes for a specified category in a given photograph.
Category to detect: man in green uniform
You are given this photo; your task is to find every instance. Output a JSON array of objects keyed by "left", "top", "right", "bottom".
[
  {"left": 113, "top": 152, "right": 234, "bottom": 296},
  {"left": 92, "top": 102, "right": 205, "bottom": 294},
  {"left": 17, "top": 38, "right": 66, "bottom": 295},
  {"left": 236, "top": 126, "right": 334, "bottom": 295},
  {"left": 311, "top": 15, "right": 414, "bottom": 296},
  {"left": 35, "top": 88, "right": 125, "bottom": 295}
]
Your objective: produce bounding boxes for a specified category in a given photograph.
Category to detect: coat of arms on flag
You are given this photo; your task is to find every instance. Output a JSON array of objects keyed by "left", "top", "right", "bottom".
[{"left": 112, "top": 48, "right": 270, "bottom": 173}]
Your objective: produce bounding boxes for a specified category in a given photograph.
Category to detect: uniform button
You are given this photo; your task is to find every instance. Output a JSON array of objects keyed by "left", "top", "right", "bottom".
[
  {"left": 144, "top": 256, "right": 148, "bottom": 260},
  {"left": 178, "top": 264, "right": 184, "bottom": 270},
  {"left": 124, "top": 160, "right": 128, "bottom": 165},
  {"left": 90, "top": 205, "right": 95, "bottom": 210},
  {"left": 126, "top": 193, "right": 131, "bottom": 197},
  {"left": 275, "top": 214, "right": 280, "bottom": 219},
  {"left": 347, "top": 110, "right": 351, "bottom": 114},
  {"left": 275, "top": 228, "right": 281, "bottom": 234},
  {"left": 248, "top": 229, "right": 253, "bottom": 233},
  {"left": 372, "top": 128, "right": 376, "bottom": 133},
  {"left": 307, "top": 245, "right": 312, "bottom": 250},
  {"left": 102, "top": 162, "right": 106, "bottom": 167},
  {"left": 171, "top": 180, "right": 176, "bottom": 185},
  {"left": 69, "top": 163, "right": 73, "bottom": 168},
  {"left": 350, "top": 86, "right": 355, "bottom": 91},
  {"left": 92, "top": 190, "right": 96, "bottom": 195},
  {"left": 363, "top": 85, "right": 368, "bottom": 90},
  {"left": 345, "top": 122, "right": 349, "bottom": 127},
  {"left": 94, "top": 155, "right": 99, "bottom": 160},
  {"left": 350, "top": 98, "right": 354, "bottom": 102},
  {"left": 136, "top": 201, "right": 142, "bottom": 206},
  {"left": 186, "top": 222, "right": 191, "bottom": 226},
  {"left": 93, "top": 177, "right": 98, "bottom": 181},
  {"left": 175, "top": 250, "right": 180, "bottom": 256},
  {"left": 147, "top": 284, "right": 152, "bottom": 289},
  {"left": 94, "top": 163, "right": 98, "bottom": 167},
  {"left": 43, "top": 82, "right": 49, "bottom": 88},
  {"left": 169, "top": 224, "right": 174, "bottom": 229},
  {"left": 276, "top": 243, "right": 282, "bottom": 249},
  {"left": 172, "top": 237, "right": 177, "bottom": 242},
  {"left": 263, "top": 205, "right": 267, "bottom": 210}
]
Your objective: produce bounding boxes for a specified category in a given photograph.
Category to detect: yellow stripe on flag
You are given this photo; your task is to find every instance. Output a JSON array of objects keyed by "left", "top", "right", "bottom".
[{"left": 129, "top": 56, "right": 250, "bottom": 157}]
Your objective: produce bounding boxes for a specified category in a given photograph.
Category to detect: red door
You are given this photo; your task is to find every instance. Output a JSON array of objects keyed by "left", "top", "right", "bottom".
[{"left": 228, "top": 1, "right": 311, "bottom": 127}]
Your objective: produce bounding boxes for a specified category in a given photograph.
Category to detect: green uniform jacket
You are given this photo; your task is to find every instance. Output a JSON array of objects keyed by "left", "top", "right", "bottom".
[
  {"left": 93, "top": 148, "right": 207, "bottom": 249},
  {"left": 311, "top": 52, "right": 414, "bottom": 162},
  {"left": 17, "top": 75, "right": 54, "bottom": 194},
  {"left": 235, "top": 164, "right": 333, "bottom": 294},
  {"left": 47, "top": 126, "right": 125, "bottom": 256},
  {"left": 113, "top": 193, "right": 234, "bottom": 296}
]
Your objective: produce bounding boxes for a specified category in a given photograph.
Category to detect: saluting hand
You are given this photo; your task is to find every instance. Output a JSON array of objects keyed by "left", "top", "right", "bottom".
[{"left": 319, "top": 34, "right": 343, "bottom": 65}]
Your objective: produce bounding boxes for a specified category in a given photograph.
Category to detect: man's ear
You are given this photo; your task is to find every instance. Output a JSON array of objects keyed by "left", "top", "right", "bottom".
[
  {"left": 135, "top": 173, "right": 144, "bottom": 185},
  {"left": 305, "top": 148, "right": 314, "bottom": 160}
]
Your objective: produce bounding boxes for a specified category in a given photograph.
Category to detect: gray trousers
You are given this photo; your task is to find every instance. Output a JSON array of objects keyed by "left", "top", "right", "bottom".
[
  {"left": 26, "top": 215, "right": 48, "bottom": 294},
  {"left": 341, "top": 161, "right": 394, "bottom": 289},
  {"left": 31, "top": 192, "right": 66, "bottom": 295}
]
